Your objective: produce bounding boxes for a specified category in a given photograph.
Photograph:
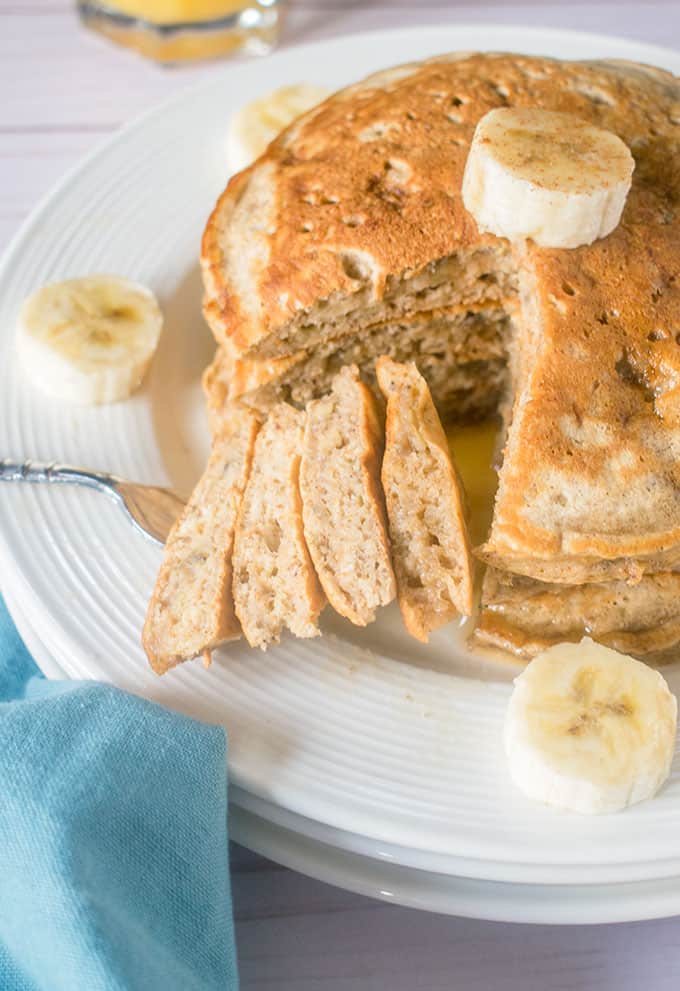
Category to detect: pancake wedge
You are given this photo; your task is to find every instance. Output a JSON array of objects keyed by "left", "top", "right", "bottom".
[
  {"left": 232, "top": 403, "right": 325, "bottom": 648},
  {"left": 377, "top": 356, "right": 474, "bottom": 642},
  {"left": 143, "top": 410, "right": 259, "bottom": 674},
  {"left": 300, "top": 365, "right": 395, "bottom": 626}
]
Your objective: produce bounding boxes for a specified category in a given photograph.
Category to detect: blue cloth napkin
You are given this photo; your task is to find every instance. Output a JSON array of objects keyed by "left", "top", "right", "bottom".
[{"left": 0, "top": 594, "right": 238, "bottom": 991}]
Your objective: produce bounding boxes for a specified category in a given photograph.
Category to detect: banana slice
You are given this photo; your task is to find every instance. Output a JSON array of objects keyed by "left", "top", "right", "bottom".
[
  {"left": 227, "top": 83, "right": 330, "bottom": 172},
  {"left": 504, "top": 638, "right": 677, "bottom": 814},
  {"left": 17, "top": 275, "right": 163, "bottom": 405},
  {"left": 462, "top": 107, "right": 635, "bottom": 249}
]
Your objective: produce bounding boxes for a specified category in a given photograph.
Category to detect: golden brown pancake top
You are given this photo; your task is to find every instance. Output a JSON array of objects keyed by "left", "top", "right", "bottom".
[{"left": 202, "top": 52, "right": 679, "bottom": 357}]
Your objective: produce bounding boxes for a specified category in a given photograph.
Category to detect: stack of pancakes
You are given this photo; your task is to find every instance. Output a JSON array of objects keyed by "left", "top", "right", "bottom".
[{"left": 201, "top": 52, "right": 680, "bottom": 662}]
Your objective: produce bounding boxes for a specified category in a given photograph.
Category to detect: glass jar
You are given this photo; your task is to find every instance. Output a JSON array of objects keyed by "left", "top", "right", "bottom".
[{"left": 77, "top": 0, "right": 284, "bottom": 64}]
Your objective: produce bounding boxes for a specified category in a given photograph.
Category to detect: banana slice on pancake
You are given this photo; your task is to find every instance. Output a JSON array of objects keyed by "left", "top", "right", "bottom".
[
  {"left": 462, "top": 107, "right": 635, "bottom": 248},
  {"left": 504, "top": 638, "right": 677, "bottom": 814}
]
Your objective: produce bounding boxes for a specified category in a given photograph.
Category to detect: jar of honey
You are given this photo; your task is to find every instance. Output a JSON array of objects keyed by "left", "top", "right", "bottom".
[{"left": 77, "top": 0, "right": 284, "bottom": 63}]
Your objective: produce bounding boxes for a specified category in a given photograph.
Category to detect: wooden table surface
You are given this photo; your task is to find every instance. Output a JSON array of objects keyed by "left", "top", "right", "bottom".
[{"left": 2, "top": 3, "right": 680, "bottom": 988}]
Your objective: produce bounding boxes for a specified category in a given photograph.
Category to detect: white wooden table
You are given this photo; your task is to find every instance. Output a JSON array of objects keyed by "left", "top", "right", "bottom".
[{"left": 2, "top": 3, "right": 680, "bottom": 988}]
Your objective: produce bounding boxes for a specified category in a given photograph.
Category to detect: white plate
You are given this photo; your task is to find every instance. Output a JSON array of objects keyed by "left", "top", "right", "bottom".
[
  {"left": 9, "top": 583, "right": 680, "bottom": 924},
  {"left": 2, "top": 25, "right": 680, "bottom": 908}
]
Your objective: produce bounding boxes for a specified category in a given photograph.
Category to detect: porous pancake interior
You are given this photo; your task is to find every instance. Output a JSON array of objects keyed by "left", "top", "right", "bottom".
[{"left": 225, "top": 304, "right": 511, "bottom": 424}]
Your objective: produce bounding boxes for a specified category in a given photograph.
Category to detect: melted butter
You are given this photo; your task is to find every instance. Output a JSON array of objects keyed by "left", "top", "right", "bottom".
[{"left": 446, "top": 420, "right": 499, "bottom": 546}]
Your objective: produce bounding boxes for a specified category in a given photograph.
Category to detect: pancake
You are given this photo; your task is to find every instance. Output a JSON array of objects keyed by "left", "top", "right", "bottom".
[
  {"left": 473, "top": 567, "right": 680, "bottom": 662},
  {"left": 202, "top": 52, "right": 680, "bottom": 582}
]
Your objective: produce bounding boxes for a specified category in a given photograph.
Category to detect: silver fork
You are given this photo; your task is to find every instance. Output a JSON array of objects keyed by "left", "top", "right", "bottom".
[{"left": 0, "top": 459, "right": 186, "bottom": 545}]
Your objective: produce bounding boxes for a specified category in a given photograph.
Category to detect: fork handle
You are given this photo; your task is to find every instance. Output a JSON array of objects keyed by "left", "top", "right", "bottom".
[{"left": 0, "top": 459, "right": 121, "bottom": 497}]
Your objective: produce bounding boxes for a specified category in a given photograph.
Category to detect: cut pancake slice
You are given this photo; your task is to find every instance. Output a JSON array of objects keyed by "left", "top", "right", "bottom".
[
  {"left": 232, "top": 403, "right": 325, "bottom": 648},
  {"left": 142, "top": 410, "right": 260, "bottom": 674},
  {"left": 376, "top": 356, "right": 474, "bottom": 642},
  {"left": 473, "top": 567, "right": 680, "bottom": 662},
  {"left": 300, "top": 365, "right": 395, "bottom": 626}
]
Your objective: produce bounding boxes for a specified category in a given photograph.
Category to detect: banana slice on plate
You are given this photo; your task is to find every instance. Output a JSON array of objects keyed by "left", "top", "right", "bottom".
[
  {"left": 504, "top": 638, "right": 677, "bottom": 815},
  {"left": 17, "top": 275, "right": 163, "bottom": 405},
  {"left": 462, "top": 107, "right": 635, "bottom": 248},
  {"left": 227, "top": 83, "right": 330, "bottom": 173}
]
